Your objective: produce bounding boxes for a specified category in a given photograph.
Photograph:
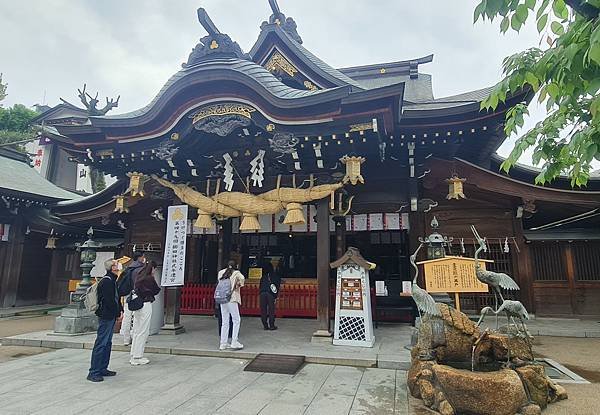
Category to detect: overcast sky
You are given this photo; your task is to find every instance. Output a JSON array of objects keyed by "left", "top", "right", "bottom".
[{"left": 0, "top": 0, "right": 544, "bottom": 161}]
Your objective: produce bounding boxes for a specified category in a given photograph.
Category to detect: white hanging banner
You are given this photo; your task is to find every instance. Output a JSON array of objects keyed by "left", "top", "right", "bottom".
[
  {"left": 161, "top": 205, "right": 188, "bottom": 287},
  {"left": 368, "top": 213, "right": 384, "bottom": 231}
]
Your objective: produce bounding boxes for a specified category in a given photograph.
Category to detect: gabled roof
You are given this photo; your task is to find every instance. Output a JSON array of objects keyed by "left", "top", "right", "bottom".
[
  {"left": 31, "top": 102, "right": 89, "bottom": 125},
  {"left": 0, "top": 148, "right": 80, "bottom": 201},
  {"left": 250, "top": 24, "right": 364, "bottom": 90}
]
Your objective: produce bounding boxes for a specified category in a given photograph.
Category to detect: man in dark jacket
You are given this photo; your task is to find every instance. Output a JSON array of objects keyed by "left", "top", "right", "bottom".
[
  {"left": 259, "top": 260, "right": 281, "bottom": 330},
  {"left": 118, "top": 251, "right": 146, "bottom": 345},
  {"left": 88, "top": 259, "right": 122, "bottom": 382}
]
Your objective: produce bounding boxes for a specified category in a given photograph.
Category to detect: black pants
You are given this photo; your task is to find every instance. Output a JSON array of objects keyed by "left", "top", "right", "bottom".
[{"left": 260, "top": 292, "right": 276, "bottom": 329}]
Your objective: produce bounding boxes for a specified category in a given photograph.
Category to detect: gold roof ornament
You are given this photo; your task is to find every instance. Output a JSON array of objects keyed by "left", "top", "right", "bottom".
[
  {"left": 446, "top": 175, "right": 467, "bottom": 200},
  {"left": 126, "top": 172, "right": 146, "bottom": 197},
  {"left": 265, "top": 51, "right": 298, "bottom": 77},
  {"left": 340, "top": 156, "right": 366, "bottom": 185},
  {"left": 45, "top": 229, "right": 58, "bottom": 249},
  {"left": 113, "top": 195, "right": 129, "bottom": 214}
]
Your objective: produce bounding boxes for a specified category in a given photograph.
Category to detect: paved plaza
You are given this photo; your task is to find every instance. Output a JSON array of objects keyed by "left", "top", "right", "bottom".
[{"left": 0, "top": 348, "right": 410, "bottom": 415}]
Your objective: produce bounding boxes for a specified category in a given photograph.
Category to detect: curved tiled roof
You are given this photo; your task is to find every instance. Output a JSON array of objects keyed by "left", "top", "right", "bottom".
[
  {"left": 98, "top": 58, "right": 333, "bottom": 122},
  {"left": 0, "top": 149, "right": 81, "bottom": 201}
]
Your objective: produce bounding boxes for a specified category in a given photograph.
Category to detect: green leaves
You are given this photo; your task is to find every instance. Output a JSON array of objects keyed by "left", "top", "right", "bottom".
[
  {"left": 473, "top": 0, "right": 600, "bottom": 187},
  {"left": 537, "top": 13, "right": 548, "bottom": 32},
  {"left": 551, "top": 21, "right": 565, "bottom": 35}
]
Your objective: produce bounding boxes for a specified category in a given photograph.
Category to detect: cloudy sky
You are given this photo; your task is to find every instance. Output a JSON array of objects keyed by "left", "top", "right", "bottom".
[{"left": 0, "top": 0, "right": 544, "bottom": 161}]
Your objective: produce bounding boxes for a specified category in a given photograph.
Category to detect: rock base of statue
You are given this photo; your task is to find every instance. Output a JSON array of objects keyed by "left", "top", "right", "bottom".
[
  {"left": 53, "top": 288, "right": 98, "bottom": 335},
  {"left": 408, "top": 304, "right": 568, "bottom": 415}
]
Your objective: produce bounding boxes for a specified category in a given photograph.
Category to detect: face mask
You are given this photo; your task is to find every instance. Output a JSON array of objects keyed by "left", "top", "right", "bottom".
[{"left": 117, "top": 262, "right": 123, "bottom": 271}]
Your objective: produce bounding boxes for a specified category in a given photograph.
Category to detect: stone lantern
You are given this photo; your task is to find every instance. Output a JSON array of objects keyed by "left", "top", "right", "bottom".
[
  {"left": 419, "top": 217, "right": 453, "bottom": 260},
  {"left": 54, "top": 227, "right": 103, "bottom": 334}
]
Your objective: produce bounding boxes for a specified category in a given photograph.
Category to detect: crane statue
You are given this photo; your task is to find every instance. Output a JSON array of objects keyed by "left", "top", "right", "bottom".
[
  {"left": 410, "top": 243, "right": 441, "bottom": 320},
  {"left": 471, "top": 225, "right": 520, "bottom": 328},
  {"left": 476, "top": 299, "right": 532, "bottom": 364},
  {"left": 476, "top": 300, "right": 530, "bottom": 335}
]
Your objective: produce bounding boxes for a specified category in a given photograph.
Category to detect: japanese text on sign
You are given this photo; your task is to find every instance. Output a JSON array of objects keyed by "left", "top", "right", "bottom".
[
  {"left": 161, "top": 205, "right": 188, "bottom": 287},
  {"left": 418, "top": 256, "right": 490, "bottom": 293}
]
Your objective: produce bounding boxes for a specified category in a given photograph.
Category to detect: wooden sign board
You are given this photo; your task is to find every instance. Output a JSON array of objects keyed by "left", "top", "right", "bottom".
[
  {"left": 248, "top": 267, "right": 263, "bottom": 279},
  {"left": 417, "top": 256, "right": 491, "bottom": 293}
]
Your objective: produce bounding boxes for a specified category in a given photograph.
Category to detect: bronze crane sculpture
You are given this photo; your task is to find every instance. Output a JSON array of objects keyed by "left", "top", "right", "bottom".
[
  {"left": 476, "top": 299, "right": 530, "bottom": 334},
  {"left": 471, "top": 225, "right": 520, "bottom": 325},
  {"left": 477, "top": 299, "right": 532, "bottom": 364},
  {"left": 410, "top": 243, "right": 441, "bottom": 319}
]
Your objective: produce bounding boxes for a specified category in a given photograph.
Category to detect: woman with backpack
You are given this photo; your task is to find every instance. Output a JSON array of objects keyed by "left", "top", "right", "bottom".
[
  {"left": 215, "top": 260, "right": 245, "bottom": 350},
  {"left": 129, "top": 261, "right": 161, "bottom": 365}
]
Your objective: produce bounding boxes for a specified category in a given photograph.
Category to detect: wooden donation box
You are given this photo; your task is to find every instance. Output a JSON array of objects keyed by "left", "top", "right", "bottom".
[
  {"left": 417, "top": 256, "right": 490, "bottom": 311},
  {"left": 331, "top": 247, "right": 375, "bottom": 347}
]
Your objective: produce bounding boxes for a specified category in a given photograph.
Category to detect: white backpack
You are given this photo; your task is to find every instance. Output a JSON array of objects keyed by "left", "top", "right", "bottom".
[{"left": 83, "top": 276, "right": 110, "bottom": 313}]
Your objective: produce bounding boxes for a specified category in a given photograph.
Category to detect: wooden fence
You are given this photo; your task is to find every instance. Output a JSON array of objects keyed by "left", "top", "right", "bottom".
[{"left": 181, "top": 283, "right": 377, "bottom": 319}]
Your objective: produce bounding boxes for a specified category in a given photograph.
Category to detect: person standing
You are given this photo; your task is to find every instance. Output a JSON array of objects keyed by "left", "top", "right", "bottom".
[
  {"left": 118, "top": 251, "right": 146, "bottom": 346},
  {"left": 130, "top": 261, "right": 161, "bottom": 366},
  {"left": 259, "top": 260, "right": 280, "bottom": 330},
  {"left": 218, "top": 260, "right": 245, "bottom": 350},
  {"left": 87, "top": 259, "right": 122, "bottom": 382}
]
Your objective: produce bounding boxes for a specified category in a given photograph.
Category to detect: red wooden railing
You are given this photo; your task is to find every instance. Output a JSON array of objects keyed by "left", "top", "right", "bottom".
[{"left": 181, "top": 283, "right": 378, "bottom": 319}]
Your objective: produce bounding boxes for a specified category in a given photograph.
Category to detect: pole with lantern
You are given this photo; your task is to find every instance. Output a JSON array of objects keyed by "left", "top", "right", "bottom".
[{"left": 54, "top": 227, "right": 103, "bottom": 334}]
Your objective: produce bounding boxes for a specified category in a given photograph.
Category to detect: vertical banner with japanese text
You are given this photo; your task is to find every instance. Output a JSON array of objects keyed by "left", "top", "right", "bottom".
[{"left": 161, "top": 205, "right": 188, "bottom": 287}]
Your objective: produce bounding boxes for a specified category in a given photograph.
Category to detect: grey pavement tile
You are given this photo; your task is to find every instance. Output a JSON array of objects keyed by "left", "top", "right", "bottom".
[
  {"left": 350, "top": 374, "right": 396, "bottom": 415},
  {"left": 168, "top": 395, "right": 230, "bottom": 415},
  {"left": 30, "top": 398, "right": 101, "bottom": 415},
  {"left": 305, "top": 392, "right": 355, "bottom": 415},
  {"left": 319, "top": 365, "right": 364, "bottom": 397},
  {"left": 0, "top": 378, "right": 36, "bottom": 395},
  {"left": 360, "top": 367, "right": 397, "bottom": 386},
  {"left": 268, "top": 364, "right": 334, "bottom": 406},
  {"left": 395, "top": 371, "right": 409, "bottom": 415},
  {"left": 214, "top": 388, "right": 276, "bottom": 415},
  {"left": 258, "top": 402, "right": 308, "bottom": 415},
  {"left": 200, "top": 370, "right": 262, "bottom": 397}
]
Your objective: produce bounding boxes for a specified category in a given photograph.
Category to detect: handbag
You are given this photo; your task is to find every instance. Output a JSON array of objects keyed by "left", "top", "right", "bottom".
[
  {"left": 269, "top": 283, "right": 278, "bottom": 295},
  {"left": 127, "top": 291, "right": 144, "bottom": 311}
]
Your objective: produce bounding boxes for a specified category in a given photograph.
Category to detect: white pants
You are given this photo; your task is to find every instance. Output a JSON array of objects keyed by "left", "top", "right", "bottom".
[
  {"left": 130, "top": 302, "right": 152, "bottom": 359},
  {"left": 220, "top": 302, "right": 241, "bottom": 345},
  {"left": 120, "top": 302, "right": 133, "bottom": 341}
]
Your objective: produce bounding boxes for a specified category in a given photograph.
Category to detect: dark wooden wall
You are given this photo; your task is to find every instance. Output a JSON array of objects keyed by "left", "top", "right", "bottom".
[{"left": 530, "top": 241, "right": 600, "bottom": 316}]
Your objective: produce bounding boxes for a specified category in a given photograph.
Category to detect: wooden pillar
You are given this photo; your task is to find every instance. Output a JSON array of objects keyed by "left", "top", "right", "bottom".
[
  {"left": 216, "top": 219, "right": 232, "bottom": 271},
  {"left": 333, "top": 216, "right": 346, "bottom": 260},
  {"left": 161, "top": 286, "right": 185, "bottom": 334},
  {"left": 564, "top": 244, "right": 578, "bottom": 315},
  {"left": 512, "top": 215, "right": 534, "bottom": 312},
  {"left": 0, "top": 217, "right": 24, "bottom": 308},
  {"left": 313, "top": 198, "right": 332, "bottom": 337},
  {"left": 160, "top": 202, "right": 185, "bottom": 334}
]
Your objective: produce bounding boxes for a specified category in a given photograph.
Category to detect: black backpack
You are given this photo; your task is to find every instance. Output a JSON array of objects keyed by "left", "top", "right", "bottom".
[{"left": 117, "top": 267, "right": 135, "bottom": 297}]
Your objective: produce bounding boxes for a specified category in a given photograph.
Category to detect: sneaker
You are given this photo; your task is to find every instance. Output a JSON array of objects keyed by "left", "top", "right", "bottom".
[
  {"left": 87, "top": 374, "right": 104, "bottom": 382},
  {"left": 269, "top": 326, "right": 278, "bottom": 331},
  {"left": 229, "top": 341, "right": 244, "bottom": 350},
  {"left": 130, "top": 357, "right": 150, "bottom": 366},
  {"left": 219, "top": 343, "right": 228, "bottom": 350},
  {"left": 101, "top": 370, "right": 117, "bottom": 376}
]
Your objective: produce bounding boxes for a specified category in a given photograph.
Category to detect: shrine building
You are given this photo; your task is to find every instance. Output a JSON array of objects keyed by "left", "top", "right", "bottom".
[{"left": 4, "top": 2, "right": 599, "bottom": 323}]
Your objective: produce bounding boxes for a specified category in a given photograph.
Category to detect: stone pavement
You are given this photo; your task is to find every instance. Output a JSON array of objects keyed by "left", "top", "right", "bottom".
[
  {"left": 0, "top": 348, "right": 411, "bottom": 415},
  {"left": 1, "top": 316, "right": 415, "bottom": 369}
]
